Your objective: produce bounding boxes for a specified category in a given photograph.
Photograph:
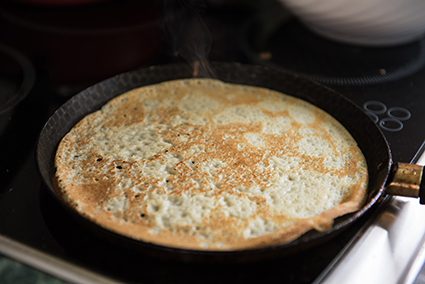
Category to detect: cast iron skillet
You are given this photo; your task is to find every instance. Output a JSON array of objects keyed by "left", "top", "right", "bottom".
[{"left": 35, "top": 62, "right": 421, "bottom": 262}]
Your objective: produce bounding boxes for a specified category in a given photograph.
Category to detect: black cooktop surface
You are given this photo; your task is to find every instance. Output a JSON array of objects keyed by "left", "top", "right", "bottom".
[{"left": 1, "top": 2, "right": 425, "bottom": 283}]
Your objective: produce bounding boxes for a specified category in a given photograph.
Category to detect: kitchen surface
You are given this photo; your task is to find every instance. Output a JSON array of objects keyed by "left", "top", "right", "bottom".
[{"left": 1, "top": 0, "right": 425, "bottom": 283}]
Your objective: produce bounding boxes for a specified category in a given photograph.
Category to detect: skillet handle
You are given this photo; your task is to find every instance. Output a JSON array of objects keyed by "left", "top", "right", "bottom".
[{"left": 386, "top": 163, "right": 425, "bottom": 204}]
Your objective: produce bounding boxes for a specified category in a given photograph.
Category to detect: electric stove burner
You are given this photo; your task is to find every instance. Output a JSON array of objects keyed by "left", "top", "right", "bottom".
[
  {"left": 0, "top": 0, "right": 160, "bottom": 92},
  {"left": 0, "top": 44, "right": 34, "bottom": 115},
  {"left": 242, "top": 18, "right": 425, "bottom": 86}
]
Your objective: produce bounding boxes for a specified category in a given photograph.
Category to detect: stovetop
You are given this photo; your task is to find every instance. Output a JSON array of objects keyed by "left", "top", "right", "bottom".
[{"left": 1, "top": 1, "right": 425, "bottom": 283}]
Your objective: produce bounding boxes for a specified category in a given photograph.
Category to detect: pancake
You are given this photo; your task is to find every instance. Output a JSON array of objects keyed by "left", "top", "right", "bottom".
[{"left": 54, "top": 78, "right": 368, "bottom": 251}]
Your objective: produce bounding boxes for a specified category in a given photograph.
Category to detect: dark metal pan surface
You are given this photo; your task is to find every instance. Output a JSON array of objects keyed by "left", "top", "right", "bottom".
[{"left": 36, "top": 62, "right": 392, "bottom": 262}]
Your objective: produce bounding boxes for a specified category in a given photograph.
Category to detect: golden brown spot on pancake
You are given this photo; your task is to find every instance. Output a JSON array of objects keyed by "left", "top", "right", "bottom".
[{"left": 102, "top": 96, "right": 146, "bottom": 128}]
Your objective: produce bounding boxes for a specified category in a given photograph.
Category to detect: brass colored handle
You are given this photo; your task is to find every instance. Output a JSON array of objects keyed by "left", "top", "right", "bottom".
[{"left": 386, "top": 163, "right": 425, "bottom": 203}]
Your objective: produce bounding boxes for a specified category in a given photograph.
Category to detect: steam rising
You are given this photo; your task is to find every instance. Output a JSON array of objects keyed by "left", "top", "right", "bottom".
[{"left": 161, "top": 0, "right": 216, "bottom": 78}]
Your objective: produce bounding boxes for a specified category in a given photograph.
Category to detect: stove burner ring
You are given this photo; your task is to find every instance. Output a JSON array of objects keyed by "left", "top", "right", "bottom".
[
  {"left": 379, "top": 118, "right": 404, "bottom": 132},
  {"left": 387, "top": 107, "right": 412, "bottom": 121},
  {"left": 366, "top": 112, "right": 379, "bottom": 124},
  {"left": 261, "top": 39, "right": 425, "bottom": 86},
  {"left": 0, "top": 44, "right": 35, "bottom": 115},
  {"left": 241, "top": 19, "right": 425, "bottom": 86},
  {"left": 363, "top": 101, "right": 387, "bottom": 115},
  {"left": 304, "top": 40, "right": 425, "bottom": 86}
]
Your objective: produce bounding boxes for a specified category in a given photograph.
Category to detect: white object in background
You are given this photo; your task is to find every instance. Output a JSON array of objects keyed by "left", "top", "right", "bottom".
[{"left": 278, "top": 0, "right": 425, "bottom": 46}]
